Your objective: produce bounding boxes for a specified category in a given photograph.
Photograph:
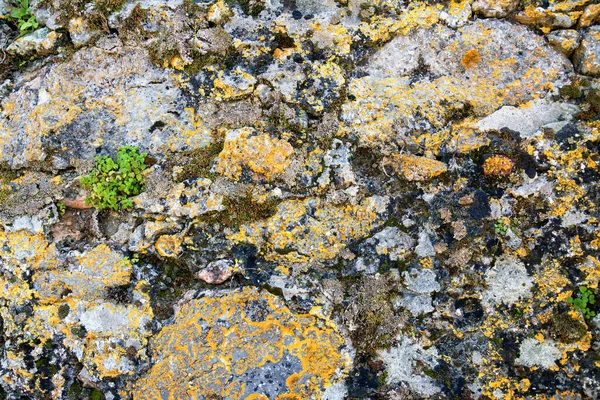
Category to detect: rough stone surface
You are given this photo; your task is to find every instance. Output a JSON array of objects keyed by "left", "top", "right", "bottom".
[
  {"left": 1, "top": 1, "right": 599, "bottom": 398},
  {"left": 472, "top": 0, "right": 519, "bottom": 18}
]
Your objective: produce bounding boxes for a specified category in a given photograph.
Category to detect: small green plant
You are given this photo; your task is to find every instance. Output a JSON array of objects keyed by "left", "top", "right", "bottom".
[
  {"left": 80, "top": 146, "right": 147, "bottom": 211},
  {"left": 494, "top": 218, "right": 508, "bottom": 236},
  {"left": 8, "top": 0, "right": 39, "bottom": 35},
  {"left": 56, "top": 201, "right": 66, "bottom": 215},
  {"left": 567, "top": 286, "right": 596, "bottom": 319},
  {"left": 121, "top": 253, "right": 140, "bottom": 266}
]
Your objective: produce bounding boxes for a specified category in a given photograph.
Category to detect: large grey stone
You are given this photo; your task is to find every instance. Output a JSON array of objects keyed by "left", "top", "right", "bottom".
[{"left": 574, "top": 26, "right": 600, "bottom": 76}]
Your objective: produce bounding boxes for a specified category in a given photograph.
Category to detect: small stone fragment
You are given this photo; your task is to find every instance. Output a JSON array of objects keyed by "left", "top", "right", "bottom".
[
  {"left": 196, "top": 259, "right": 234, "bottom": 284},
  {"left": 472, "top": 0, "right": 519, "bottom": 18},
  {"left": 6, "top": 28, "right": 62, "bottom": 57},
  {"left": 384, "top": 154, "right": 447, "bottom": 182},
  {"left": 547, "top": 30, "right": 581, "bottom": 57}
]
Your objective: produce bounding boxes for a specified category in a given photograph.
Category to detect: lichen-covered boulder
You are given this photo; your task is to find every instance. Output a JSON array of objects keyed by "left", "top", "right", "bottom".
[
  {"left": 131, "top": 287, "right": 352, "bottom": 399},
  {"left": 341, "top": 18, "right": 571, "bottom": 153},
  {"left": 0, "top": 37, "right": 211, "bottom": 169}
]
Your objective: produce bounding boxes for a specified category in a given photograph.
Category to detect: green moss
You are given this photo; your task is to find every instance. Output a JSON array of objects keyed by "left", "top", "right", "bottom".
[
  {"left": 0, "top": 162, "right": 20, "bottom": 205},
  {"left": 89, "top": 389, "right": 105, "bottom": 400},
  {"left": 377, "top": 370, "right": 388, "bottom": 385},
  {"left": 339, "top": 275, "right": 401, "bottom": 355},
  {"left": 559, "top": 85, "right": 582, "bottom": 100},
  {"left": 225, "top": 0, "right": 265, "bottom": 16},
  {"left": 199, "top": 193, "right": 280, "bottom": 228},
  {"left": 80, "top": 146, "right": 147, "bottom": 210},
  {"left": 577, "top": 89, "right": 600, "bottom": 121},
  {"left": 548, "top": 312, "right": 588, "bottom": 343},
  {"left": 119, "top": 3, "right": 148, "bottom": 36},
  {"left": 95, "top": 0, "right": 126, "bottom": 12},
  {"left": 175, "top": 141, "right": 224, "bottom": 182},
  {"left": 57, "top": 304, "right": 70, "bottom": 320}
]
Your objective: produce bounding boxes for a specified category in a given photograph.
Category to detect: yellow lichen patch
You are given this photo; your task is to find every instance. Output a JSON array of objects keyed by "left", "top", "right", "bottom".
[
  {"left": 213, "top": 68, "right": 257, "bottom": 100},
  {"left": 580, "top": 256, "right": 600, "bottom": 288},
  {"left": 0, "top": 230, "right": 58, "bottom": 275},
  {"left": 131, "top": 287, "right": 351, "bottom": 399},
  {"left": 62, "top": 244, "right": 131, "bottom": 300},
  {"left": 229, "top": 196, "right": 388, "bottom": 264},
  {"left": 358, "top": 2, "right": 440, "bottom": 43},
  {"left": 155, "top": 234, "right": 183, "bottom": 258},
  {"left": 484, "top": 155, "right": 514, "bottom": 177},
  {"left": 462, "top": 49, "right": 481, "bottom": 70},
  {"left": 383, "top": 154, "right": 447, "bottom": 181},
  {"left": 214, "top": 127, "right": 294, "bottom": 181}
]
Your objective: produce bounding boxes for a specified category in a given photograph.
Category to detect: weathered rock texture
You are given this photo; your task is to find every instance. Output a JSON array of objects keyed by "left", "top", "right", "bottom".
[{"left": 0, "top": 0, "right": 599, "bottom": 399}]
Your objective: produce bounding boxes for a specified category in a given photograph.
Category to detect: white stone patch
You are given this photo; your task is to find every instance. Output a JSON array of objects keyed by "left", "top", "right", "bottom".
[
  {"left": 515, "top": 338, "right": 561, "bottom": 369},
  {"left": 561, "top": 209, "right": 589, "bottom": 228},
  {"left": 415, "top": 230, "right": 436, "bottom": 258},
  {"left": 482, "top": 256, "right": 533, "bottom": 310},
  {"left": 398, "top": 268, "right": 440, "bottom": 316},
  {"left": 369, "top": 227, "right": 415, "bottom": 261},
  {"left": 379, "top": 336, "right": 441, "bottom": 397},
  {"left": 477, "top": 100, "right": 578, "bottom": 139},
  {"left": 80, "top": 304, "right": 132, "bottom": 334}
]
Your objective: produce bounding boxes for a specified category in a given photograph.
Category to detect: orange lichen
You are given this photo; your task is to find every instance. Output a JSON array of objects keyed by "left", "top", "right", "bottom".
[
  {"left": 214, "top": 128, "right": 294, "bottom": 181},
  {"left": 483, "top": 155, "right": 514, "bottom": 177},
  {"left": 155, "top": 234, "right": 183, "bottom": 258},
  {"left": 462, "top": 49, "right": 481, "bottom": 69}
]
